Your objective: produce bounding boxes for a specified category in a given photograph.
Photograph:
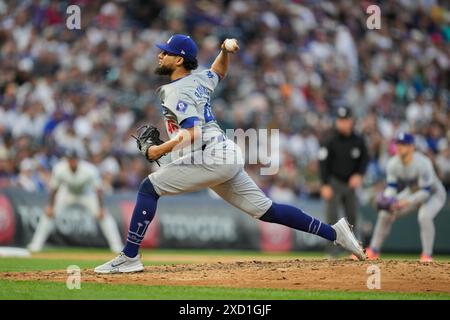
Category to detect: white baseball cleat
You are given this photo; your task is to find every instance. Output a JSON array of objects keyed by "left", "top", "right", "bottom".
[
  {"left": 94, "top": 252, "right": 144, "bottom": 273},
  {"left": 332, "top": 218, "right": 367, "bottom": 261}
]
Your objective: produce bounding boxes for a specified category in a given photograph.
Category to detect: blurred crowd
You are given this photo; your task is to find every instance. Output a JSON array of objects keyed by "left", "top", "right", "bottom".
[{"left": 0, "top": 0, "right": 449, "bottom": 203}]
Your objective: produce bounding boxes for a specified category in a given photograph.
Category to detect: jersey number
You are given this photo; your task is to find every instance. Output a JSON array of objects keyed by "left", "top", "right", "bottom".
[{"left": 204, "top": 101, "right": 215, "bottom": 123}]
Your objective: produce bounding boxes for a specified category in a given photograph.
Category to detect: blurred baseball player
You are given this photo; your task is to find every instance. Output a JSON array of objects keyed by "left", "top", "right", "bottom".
[
  {"left": 367, "top": 133, "right": 447, "bottom": 262},
  {"left": 28, "top": 150, "right": 123, "bottom": 253},
  {"left": 95, "top": 35, "right": 366, "bottom": 273}
]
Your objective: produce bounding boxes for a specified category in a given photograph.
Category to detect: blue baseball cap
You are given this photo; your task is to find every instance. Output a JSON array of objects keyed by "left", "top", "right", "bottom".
[
  {"left": 395, "top": 132, "right": 415, "bottom": 145},
  {"left": 155, "top": 34, "right": 198, "bottom": 62}
]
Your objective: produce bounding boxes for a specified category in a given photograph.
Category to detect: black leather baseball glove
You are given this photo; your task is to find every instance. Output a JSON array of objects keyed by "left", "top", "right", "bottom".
[{"left": 131, "top": 124, "right": 165, "bottom": 165}]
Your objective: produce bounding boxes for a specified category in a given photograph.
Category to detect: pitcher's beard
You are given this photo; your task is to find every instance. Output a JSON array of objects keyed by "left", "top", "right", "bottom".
[{"left": 154, "top": 66, "right": 174, "bottom": 76}]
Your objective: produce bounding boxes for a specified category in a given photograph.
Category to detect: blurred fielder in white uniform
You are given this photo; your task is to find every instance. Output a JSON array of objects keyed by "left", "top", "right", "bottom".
[
  {"left": 367, "top": 133, "right": 447, "bottom": 262},
  {"left": 28, "top": 150, "right": 123, "bottom": 253}
]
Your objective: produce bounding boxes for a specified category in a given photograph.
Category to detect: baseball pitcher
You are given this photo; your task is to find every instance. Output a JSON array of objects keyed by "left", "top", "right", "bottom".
[
  {"left": 28, "top": 150, "right": 123, "bottom": 253},
  {"left": 95, "top": 35, "right": 366, "bottom": 273},
  {"left": 367, "top": 133, "right": 447, "bottom": 262}
]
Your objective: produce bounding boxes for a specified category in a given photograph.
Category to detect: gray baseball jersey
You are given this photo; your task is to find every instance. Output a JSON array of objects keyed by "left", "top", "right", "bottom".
[
  {"left": 149, "top": 69, "right": 272, "bottom": 218},
  {"left": 371, "top": 152, "right": 447, "bottom": 256},
  {"left": 384, "top": 151, "right": 446, "bottom": 205},
  {"left": 157, "top": 69, "right": 225, "bottom": 143}
]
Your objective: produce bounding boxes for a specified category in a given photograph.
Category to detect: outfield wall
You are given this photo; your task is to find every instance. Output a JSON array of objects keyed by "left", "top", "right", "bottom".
[{"left": 1, "top": 188, "right": 449, "bottom": 253}]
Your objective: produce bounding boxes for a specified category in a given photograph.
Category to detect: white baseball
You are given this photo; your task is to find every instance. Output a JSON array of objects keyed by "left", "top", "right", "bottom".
[{"left": 224, "top": 39, "right": 237, "bottom": 51}]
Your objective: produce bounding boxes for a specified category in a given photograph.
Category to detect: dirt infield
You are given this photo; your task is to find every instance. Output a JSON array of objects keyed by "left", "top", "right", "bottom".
[{"left": 2, "top": 259, "right": 450, "bottom": 293}]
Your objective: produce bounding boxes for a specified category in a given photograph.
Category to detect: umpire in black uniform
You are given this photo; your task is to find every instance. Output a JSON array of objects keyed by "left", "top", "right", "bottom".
[{"left": 319, "top": 107, "right": 369, "bottom": 256}]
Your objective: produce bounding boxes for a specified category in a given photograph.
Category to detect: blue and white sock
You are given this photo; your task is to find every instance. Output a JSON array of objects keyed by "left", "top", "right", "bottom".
[
  {"left": 260, "top": 202, "right": 336, "bottom": 241},
  {"left": 122, "top": 178, "right": 159, "bottom": 258}
]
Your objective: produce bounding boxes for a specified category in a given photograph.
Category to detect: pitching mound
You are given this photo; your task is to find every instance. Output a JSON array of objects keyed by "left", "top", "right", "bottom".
[{"left": 2, "top": 259, "right": 450, "bottom": 293}]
